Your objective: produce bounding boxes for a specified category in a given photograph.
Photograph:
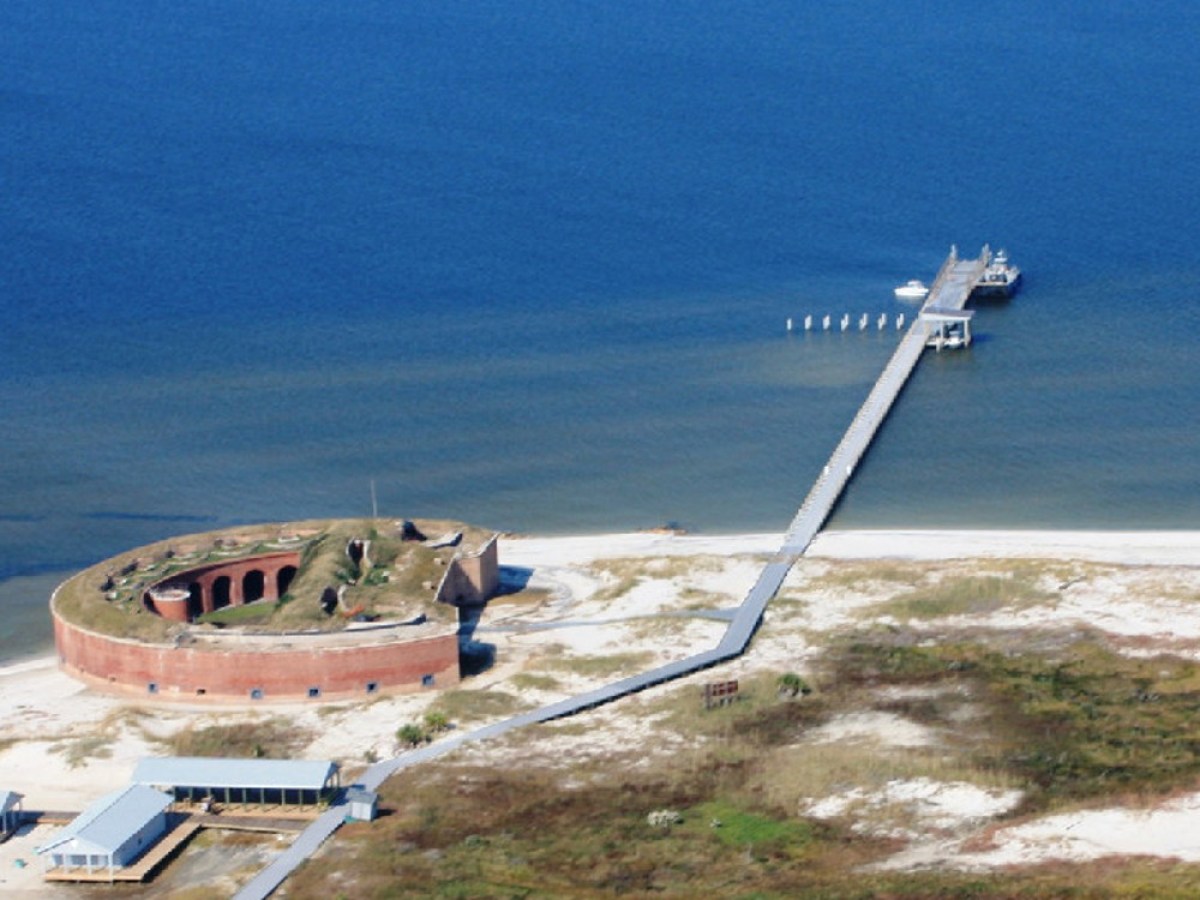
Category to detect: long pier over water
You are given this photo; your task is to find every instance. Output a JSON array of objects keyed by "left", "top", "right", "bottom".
[
  {"left": 235, "top": 247, "right": 999, "bottom": 899},
  {"left": 716, "top": 248, "right": 988, "bottom": 652}
]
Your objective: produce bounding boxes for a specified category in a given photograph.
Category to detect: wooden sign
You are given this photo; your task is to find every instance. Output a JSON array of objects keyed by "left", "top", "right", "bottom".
[{"left": 703, "top": 679, "right": 739, "bottom": 709}]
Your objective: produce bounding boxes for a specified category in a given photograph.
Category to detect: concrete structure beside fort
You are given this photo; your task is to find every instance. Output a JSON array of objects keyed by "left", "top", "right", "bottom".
[{"left": 50, "top": 518, "right": 500, "bottom": 703}]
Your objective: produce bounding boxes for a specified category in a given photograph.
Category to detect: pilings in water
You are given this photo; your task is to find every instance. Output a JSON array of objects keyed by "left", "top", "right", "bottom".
[{"left": 787, "top": 312, "right": 910, "bottom": 333}]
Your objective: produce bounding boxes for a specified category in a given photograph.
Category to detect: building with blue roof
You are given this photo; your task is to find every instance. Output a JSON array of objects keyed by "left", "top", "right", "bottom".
[
  {"left": 34, "top": 784, "right": 172, "bottom": 879},
  {"left": 132, "top": 756, "right": 340, "bottom": 808}
]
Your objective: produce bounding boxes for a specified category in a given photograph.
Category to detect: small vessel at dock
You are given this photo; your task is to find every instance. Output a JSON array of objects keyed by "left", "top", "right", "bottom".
[
  {"left": 894, "top": 280, "right": 929, "bottom": 301},
  {"left": 972, "top": 246, "right": 1021, "bottom": 298}
]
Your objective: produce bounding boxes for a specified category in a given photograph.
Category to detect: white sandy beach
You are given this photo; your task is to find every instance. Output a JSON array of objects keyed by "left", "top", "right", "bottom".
[{"left": 2, "top": 528, "right": 1200, "bottom": 893}]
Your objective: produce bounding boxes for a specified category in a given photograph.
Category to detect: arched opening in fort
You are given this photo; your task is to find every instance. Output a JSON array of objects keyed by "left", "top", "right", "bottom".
[
  {"left": 212, "top": 576, "right": 232, "bottom": 610},
  {"left": 187, "top": 583, "right": 203, "bottom": 620},
  {"left": 243, "top": 570, "right": 265, "bottom": 604},
  {"left": 276, "top": 565, "right": 297, "bottom": 598}
]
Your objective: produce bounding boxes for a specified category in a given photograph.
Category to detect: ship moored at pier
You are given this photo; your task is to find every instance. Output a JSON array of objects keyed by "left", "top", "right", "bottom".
[{"left": 971, "top": 245, "right": 1021, "bottom": 298}]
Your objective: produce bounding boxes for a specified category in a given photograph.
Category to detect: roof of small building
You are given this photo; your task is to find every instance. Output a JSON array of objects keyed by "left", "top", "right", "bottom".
[
  {"left": 36, "top": 785, "right": 171, "bottom": 857},
  {"left": 346, "top": 787, "right": 377, "bottom": 804},
  {"left": 920, "top": 306, "right": 975, "bottom": 321},
  {"left": 132, "top": 757, "right": 339, "bottom": 792}
]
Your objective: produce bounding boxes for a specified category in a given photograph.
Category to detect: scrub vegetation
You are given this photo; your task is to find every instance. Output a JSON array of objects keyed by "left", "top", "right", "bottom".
[
  {"left": 285, "top": 621, "right": 1200, "bottom": 897},
  {"left": 165, "top": 717, "right": 313, "bottom": 759},
  {"left": 867, "top": 572, "right": 1056, "bottom": 620}
]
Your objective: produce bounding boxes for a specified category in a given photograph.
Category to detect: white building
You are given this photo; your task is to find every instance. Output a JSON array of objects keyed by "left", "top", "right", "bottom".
[
  {"left": 35, "top": 784, "right": 172, "bottom": 880},
  {"left": 346, "top": 786, "right": 378, "bottom": 822}
]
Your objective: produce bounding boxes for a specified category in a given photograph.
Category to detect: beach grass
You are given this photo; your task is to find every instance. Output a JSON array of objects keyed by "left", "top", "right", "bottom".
[
  {"left": 508, "top": 671, "right": 561, "bottom": 692},
  {"left": 429, "top": 688, "right": 527, "bottom": 725},
  {"left": 165, "top": 717, "right": 313, "bottom": 759},
  {"left": 51, "top": 734, "right": 115, "bottom": 769},
  {"left": 866, "top": 572, "right": 1057, "bottom": 621},
  {"left": 538, "top": 650, "right": 657, "bottom": 679}
]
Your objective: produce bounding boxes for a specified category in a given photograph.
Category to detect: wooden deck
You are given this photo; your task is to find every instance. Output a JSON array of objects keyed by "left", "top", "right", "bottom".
[
  {"left": 43, "top": 817, "right": 200, "bottom": 883},
  {"left": 194, "top": 812, "right": 308, "bottom": 833}
]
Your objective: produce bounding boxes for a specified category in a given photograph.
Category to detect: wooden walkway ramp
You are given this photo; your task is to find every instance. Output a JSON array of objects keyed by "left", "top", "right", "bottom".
[{"left": 234, "top": 247, "right": 993, "bottom": 900}]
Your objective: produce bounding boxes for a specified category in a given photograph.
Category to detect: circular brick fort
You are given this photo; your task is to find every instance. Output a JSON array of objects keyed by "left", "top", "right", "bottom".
[{"left": 51, "top": 518, "right": 499, "bottom": 703}]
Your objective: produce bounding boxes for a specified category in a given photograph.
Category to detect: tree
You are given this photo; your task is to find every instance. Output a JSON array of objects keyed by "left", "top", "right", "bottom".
[
  {"left": 423, "top": 710, "right": 449, "bottom": 734},
  {"left": 396, "top": 723, "right": 427, "bottom": 748}
]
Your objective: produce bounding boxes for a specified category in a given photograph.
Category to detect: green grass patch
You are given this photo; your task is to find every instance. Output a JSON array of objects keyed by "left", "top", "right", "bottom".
[
  {"left": 801, "top": 559, "right": 927, "bottom": 592},
  {"left": 539, "top": 650, "right": 656, "bottom": 679},
  {"left": 508, "top": 672, "right": 562, "bottom": 692},
  {"left": 195, "top": 600, "right": 279, "bottom": 627},
  {"left": 873, "top": 573, "right": 1056, "bottom": 621},
  {"left": 165, "top": 717, "right": 313, "bottom": 758},
  {"left": 431, "top": 689, "right": 526, "bottom": 724},
  {"left": 688, "top": 799, "right": 814, "bottom": 852}
]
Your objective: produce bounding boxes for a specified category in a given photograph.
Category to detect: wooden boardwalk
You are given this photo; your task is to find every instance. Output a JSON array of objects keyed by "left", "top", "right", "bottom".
[{"left": 234, "top": 247, "right": 995, "bottom": 900}]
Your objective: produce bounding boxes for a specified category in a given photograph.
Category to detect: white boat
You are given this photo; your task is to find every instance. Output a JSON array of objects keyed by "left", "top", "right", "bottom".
[{"left": 894, "top": 280, "right": 929, "bottom": 301}]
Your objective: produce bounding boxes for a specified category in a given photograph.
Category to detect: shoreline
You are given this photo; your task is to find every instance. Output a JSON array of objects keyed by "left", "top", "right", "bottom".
[
  {"left": 496, "top": 526, "right": 1200, "bottom": 566},
  {"left": 4, "top": 527, "right": 1199, "bottom": 678}
]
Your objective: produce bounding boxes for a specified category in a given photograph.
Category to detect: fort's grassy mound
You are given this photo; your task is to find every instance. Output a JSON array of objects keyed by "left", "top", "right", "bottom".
[{"left": 51, "top": 517, "right": 492, "bottom": 642}]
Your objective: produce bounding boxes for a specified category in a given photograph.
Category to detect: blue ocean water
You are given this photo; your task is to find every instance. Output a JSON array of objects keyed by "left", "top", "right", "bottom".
[{"left": 3, "top": 1, "right": 1200, "bottom": 663}]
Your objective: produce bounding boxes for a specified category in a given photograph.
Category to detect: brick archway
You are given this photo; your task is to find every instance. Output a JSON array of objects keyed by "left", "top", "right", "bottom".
[
  {"left": 212, "top": 576, "right": 232, "bottom": 610},
  {"left": 144, "top": 551, "right": 303, "bottom": 621},
  {"left": 277, "top": 565, "right": 297, "bottom": 597},
  {"left": 243, "top": 570, "right": 265, "bottom": 604}
]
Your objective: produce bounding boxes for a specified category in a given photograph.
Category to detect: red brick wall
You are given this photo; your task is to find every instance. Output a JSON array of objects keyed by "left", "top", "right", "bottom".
[{"left": 53, "top": 613, "right": 460, "bottom": 702}]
